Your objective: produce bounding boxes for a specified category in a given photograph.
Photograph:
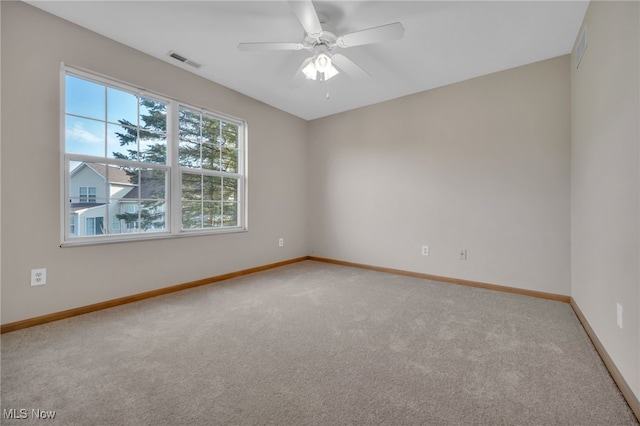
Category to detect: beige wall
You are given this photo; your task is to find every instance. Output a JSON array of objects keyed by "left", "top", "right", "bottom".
[
  {"left": 3, "top": 0, "right": 637, "bottom": 405},
  {"left": 308, "top": 56, "right": 571, "bottom": 296},
  {"left": 570, "top": 1, "right": 640, "bottom": 399},
  {"left": 0, "top": 1, "right": 3, "bottom": 326},
  {"left": 0, "top": 2, "right": 309, "bottom": 324}
]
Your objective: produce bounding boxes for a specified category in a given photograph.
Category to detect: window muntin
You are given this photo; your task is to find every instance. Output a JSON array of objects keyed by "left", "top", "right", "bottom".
[{"left": 62, "top": 68, "right": 245, "bottom": 244}]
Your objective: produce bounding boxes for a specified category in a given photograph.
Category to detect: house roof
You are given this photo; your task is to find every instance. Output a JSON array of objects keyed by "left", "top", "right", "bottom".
[
  {"left": 70, "top": 203, "right": 105, "bottom": 212},
  {"left": 122, "top": 170, "right": 165, "bottom": 200},
  {"left": 70, "top": 162, "right": 134, "bottom": 185},
  {"left": 86, "top": 163, "right": 135, "bottom": 185}
]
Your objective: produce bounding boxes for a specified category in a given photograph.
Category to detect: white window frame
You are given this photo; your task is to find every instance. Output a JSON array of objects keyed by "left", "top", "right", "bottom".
[
  {"left": 60, "top": 65, "right": 247, "bottom": 246},
  {"left": 176, "top": 104, "right": 245, "bottom": 232}
]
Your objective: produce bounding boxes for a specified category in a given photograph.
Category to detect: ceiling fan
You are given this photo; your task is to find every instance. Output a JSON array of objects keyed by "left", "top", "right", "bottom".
[{"left": 238, "top": 0, "right": 404, "bottom": 82}]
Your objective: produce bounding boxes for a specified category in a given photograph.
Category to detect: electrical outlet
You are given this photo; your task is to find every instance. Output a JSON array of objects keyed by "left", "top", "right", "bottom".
[
  {"left": 31, "top": 268, "right": 47, "bottom": 286},
  {"left": 278, "top": 238, "right": 284, "bottom": 247},
  {"left": 421, "top": 245, "right": 429, "bottom": 256},
  {"left": 458, "top": 249, "right": 467, "bottom": 260},
  {"left": 617, "top": 303, "right": 623, "bottom": 329}
]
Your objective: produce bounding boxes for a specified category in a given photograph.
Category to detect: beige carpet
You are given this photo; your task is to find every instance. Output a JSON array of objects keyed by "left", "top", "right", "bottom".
[{"left": 1, "top": 260, "right": 637, "bottom": 425}]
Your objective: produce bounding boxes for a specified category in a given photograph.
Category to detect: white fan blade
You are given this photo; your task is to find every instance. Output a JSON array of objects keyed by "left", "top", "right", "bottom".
[
  {"left": 337, "top": 22, "right": 405, "bottom": 48},
  {"left": 288, "top": 0, "right": 323, "bottom": 37},
  {"left": 238, "top": 42, "right": 305, "bottom": 52},
  {"left": 332, "top": 54, "right": 371, "bottom": 79}
]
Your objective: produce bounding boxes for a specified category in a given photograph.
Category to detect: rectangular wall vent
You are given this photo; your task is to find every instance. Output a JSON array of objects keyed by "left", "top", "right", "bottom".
[
  {"left": 576, "top": 26, "right": 587, "bottom": 68},
  {"left": 167, "top": 51, "right": 202, "bottom": 69}
]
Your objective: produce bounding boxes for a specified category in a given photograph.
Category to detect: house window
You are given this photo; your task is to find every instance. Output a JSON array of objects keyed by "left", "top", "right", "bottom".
[
  {"left": 117, "top": 203, "right": 139, "bottom": 232},
  {"left": 69, "top": 215, "right": 77, "bottom": 235},
  {"left": 79, "top": 186, "right": 97, "bottom": 203},
  {"left": 85, "top": 217, "right": 104, "bottom": 236},
  {"left": 62, "top": 67, "right": 246, "bottom": 245}
]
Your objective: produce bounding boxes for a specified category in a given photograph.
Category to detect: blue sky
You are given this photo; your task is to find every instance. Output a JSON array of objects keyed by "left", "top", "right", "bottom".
[{"left": 65, "top": 75, "right": 164, "bottom": 160}]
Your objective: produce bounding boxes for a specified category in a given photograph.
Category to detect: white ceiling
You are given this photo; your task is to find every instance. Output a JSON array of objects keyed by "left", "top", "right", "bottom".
[{"left": 28, "top": 1, "right": 589, "bottom": 121}]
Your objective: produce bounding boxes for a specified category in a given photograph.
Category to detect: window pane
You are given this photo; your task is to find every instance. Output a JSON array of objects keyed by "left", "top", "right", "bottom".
[
  {"left": 202, "top": 175, "right": 221, "bottom": 201},
  {"left": 181, "top": 173, "right": 202, "bottom": 200},
  {"left": 179, "top": 142, "right": 201, "bottom": 168},
  {"left": 201, "top": 143, "right": 220, "bottom": 171},
  {"left": 222, "top": 177, "right": 237, "bottom": 201},
  {"left": 221, "top": 147, "right": 238, "bottom": 173},
  {"left": 65, "top": 116, "right": 105, "bottom": 157},
  {"left": 140, "top": 97, "right": 167, "bottom": 133},
  {"left": 69, "top": 162, "right": 106, "bottom": 202},
  {"left": 109, "top": 199, "right": 166, "bottom": 234},
  {"left": 140, "top": 169, "right": 166, "bottom": 200},
  {"left": 203, "top": 202, "right": 222, "bottom": 228},
  {"left": 141, "top": 201, "right": 166, "bottom": 232},
  {"left": 66, "top": 75, "right": 104, "bottom": 120},
  {"left": 139, "top": 131, "right": 167, "bottom": 164},
  {"left": 69, "top": 199, "right": 106, "bottom": 237},
  {"left": 182, "top": 201, "right": 201, "bottom": 229},
  {"left": 179, "top": 108, "right": 200, "bottom": 141},
  {"left": 223, "top": 202, "right": 237, "bottom": 227},
  {"left": 107, "top": 88, "right": 138, "bottom": 125},
  {"left": 111, "top": 201, "right": 139, "bottom": 234},
  {"left": 221, "top": 122, "right": 238, "bottom": 149},
  {"left": 107, "top": 123, "right": 137, "bottom": 161},
  {"left": 109, "top": 166, "right": 137, "bottom": 198},
  {"left": 201, "top": 115, "right": 220, "bottom": 145},
  {"left": 110, "top": 206, "right": 123, "bottom": 234}
]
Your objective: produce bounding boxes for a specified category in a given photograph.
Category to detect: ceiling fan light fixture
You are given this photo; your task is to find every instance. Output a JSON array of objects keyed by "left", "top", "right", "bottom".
[
  {"left": 302, "top": 60, "right": 318, "bottom": 80},
  {"left": 302, "top": 51, "right": 339, "bottom": 81},
  {"left": 322, "top": 63, "right": 339, "bottom": 81},
  {"left": 315, "top": 52, "right": 331, "bottom": 72}
]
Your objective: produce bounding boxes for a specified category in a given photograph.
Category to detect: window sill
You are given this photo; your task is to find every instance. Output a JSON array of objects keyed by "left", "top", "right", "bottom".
[{"left": 60, "top": 227, "right": 247, "bottom": 247}]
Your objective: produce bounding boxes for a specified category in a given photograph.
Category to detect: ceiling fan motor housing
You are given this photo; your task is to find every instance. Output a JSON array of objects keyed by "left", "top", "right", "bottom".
[{"left": 304, "top": 23, "right": 338, "bottom": 50}]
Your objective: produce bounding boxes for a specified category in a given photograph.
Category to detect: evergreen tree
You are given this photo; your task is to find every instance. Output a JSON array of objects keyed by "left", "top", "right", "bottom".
[
  {"left": 113, "top": 97, "right": 167, "bottom": 231},
  {"left": 113, "top": 99, "right": 239, "bottom": 231}
]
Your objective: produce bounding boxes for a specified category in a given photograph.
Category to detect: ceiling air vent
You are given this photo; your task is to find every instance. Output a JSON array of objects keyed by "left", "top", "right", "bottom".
[{"left": 167, "top": 51, "right": 202, "bottom": 69}]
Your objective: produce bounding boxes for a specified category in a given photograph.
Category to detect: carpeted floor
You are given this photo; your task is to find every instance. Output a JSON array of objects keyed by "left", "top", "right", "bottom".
[{"left": 1, "top": 260, "right": 637, "bottom": 425}]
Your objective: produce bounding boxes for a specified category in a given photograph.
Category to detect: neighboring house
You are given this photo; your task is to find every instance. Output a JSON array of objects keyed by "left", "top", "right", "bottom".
[{"left": 69, "top": 163, "right": 162, "bottom": 237}]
